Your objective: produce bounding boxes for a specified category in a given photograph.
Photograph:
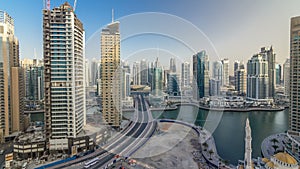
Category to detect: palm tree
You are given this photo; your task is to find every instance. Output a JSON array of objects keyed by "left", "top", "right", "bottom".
[
  {"left": 270, "top": 138, "right": 279, "bottom": 145},
  {"left": 208, "top": 149, "right": 214, "bottom": 160},
  {"left": 202, "top": 142, "right": 208, "bottom": 151},
  {"left": 272, "top": 145, "right": 279, "bottom": 153}
]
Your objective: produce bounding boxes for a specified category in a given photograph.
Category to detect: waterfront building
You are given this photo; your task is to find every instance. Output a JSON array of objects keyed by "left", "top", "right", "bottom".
[
  {"left": 209, "top": 79, "right": 221, "bottom": 96},
  {"left": 289, "top": 16, "right": 300, "bottom": 136},
  {"left": 260, "top": 47, "right": 276, "bottom": 98},
  {"left": 275, "top": 63, "right": 281, "bottom": 86},
  {"left": 132, "top": 61, "right": 140, "bottom": 85},
  {"left": 283, "top": 59, "right": 290, "bottom": 96},
  {"left": 181, "top": 62, "right": 190, "bottom": 88},
  {"left": 235, "top": 63, "right": 247, "bottom": 95},
  {"left": 100, "top": 14, "right": 121, "bottom": 128},
  {"left": 193, "top": 50, "right": 209, "bottom": 99},
  {"left": 212, "top": 61, "right": 223, "bottom": 86},
  {"left": 170, "top": 57, "right": 176, "bottom": 73},
  {"left": 0, "top": 11, "right": 25, "bottom": 142},
  {"left": 221, "top": 58, "right": 229, "bottom": 86},
  {"left": 167, "top": 72, "right": 180, "bottom": 96},
  {"left": 140, "top": 59, "right": 148, "bottom": 85},
  {"left": 247, "top": 54, "right": 269, "bottom": 100},
  {"left": 43, "top": 2, "right": 86, "bottom": 145}
]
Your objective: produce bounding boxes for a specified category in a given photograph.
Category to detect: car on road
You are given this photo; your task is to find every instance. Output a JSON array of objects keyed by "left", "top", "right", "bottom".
[{"left": 0, "top": 150, "right": 4, "bottom": 155}]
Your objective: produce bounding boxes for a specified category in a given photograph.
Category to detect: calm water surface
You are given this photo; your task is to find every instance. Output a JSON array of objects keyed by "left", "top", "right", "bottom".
[{"left": 152, "top": 106, "right": 289, "bottom": 165}]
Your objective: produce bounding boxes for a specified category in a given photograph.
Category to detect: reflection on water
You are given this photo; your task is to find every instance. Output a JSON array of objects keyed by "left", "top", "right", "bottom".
[{"left": 153, "top": 106, "right": 289, "bottom": 165}]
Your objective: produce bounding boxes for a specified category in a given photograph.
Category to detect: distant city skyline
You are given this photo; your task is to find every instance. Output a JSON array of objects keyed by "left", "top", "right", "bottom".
[{"left": 0, "top": 0, "right": 300, "bottom": 74}]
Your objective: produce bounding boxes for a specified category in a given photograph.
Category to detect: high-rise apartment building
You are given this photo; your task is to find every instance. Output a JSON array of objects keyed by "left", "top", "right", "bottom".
[
  {"left": 0, "top": 11, "right": 24, "bottom": 141},
  {"left": 167, "top": 72, "right": 180, "bottom": 96},
  {"left": 289, "top": 16, "right": 300, "bottom": 136},
  {"left": 260, "top": 47, "right": 276, "bottom": 98},
  {"left": 181, "top": 62, "right": 190, "bottom": 88},
  {"left": 43, "top": 3, "right": 86, "bottom": 142},
  {"left": 283, "top": 59, "right": 290, "bottom": 96},
  {"left": 221, "top": 58, "right": 229, "bottom": 86},
  {"left": 90, "top": 58, "right": 99, "bottom": 86},
  {"left": 275, "top": 63, "right": 282, "bottom": 85},
  {"left": 132, "top": 61, "right": 140, "bottom": 85},
  {"left": 193, "top": 50, "right": 209, "bottom": 99},
  {"left": 235, "top": 63, "right": 247, "bottom": 95},
  {"left": 212, "top": 61, "right": 223, "bottom": 85},
  {"left": 22, "top": 59, "right": 44, "bottom": 101},
  {"left": 140, "top": 59, "right": 148, "bottom": 85},
  {"left": 100, "top": 18, "right": 121, "bottom": 128},
  {"left": 247, "top": 54, "right": 269, "bottom": 100},
  {"left": 170, "top": 57, "right": 176, "bottom": 73},
  {"left": 152, "top": 58, "right": 163, "bottom": 96}
]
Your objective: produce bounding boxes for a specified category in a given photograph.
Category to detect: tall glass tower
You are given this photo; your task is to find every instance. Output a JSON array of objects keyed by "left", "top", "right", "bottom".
[{"left": 193, "top": 50, "right": 209, "bottom": 99}]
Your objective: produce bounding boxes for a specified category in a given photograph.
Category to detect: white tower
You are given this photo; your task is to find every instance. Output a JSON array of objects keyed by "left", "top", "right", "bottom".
[{"left": 244, "top": 118, "right": 252, "bottom": 169}]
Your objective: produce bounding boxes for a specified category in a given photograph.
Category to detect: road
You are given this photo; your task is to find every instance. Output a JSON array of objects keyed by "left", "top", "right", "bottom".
[{"left": 49, "top": 94, "right": 156, "bottom": 169}]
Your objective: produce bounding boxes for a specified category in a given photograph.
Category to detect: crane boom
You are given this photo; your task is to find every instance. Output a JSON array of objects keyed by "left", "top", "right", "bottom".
[
  {"left": 73, "top": 0, "right": 77, "bottom": 12},
  {"left": 46, "top": 0, "right": 50, "bottom": 10}
]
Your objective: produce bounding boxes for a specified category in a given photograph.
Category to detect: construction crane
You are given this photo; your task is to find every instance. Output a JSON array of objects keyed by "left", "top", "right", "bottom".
[
  {"left": 46, "top": 0, "right": 50, "bottom": 10},
  {"left": 73, "top": 0, "right": 77, "bottom": 12}
]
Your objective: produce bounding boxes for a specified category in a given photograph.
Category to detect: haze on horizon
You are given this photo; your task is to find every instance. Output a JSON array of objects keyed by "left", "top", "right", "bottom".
[{"left": 0, "top": 0, "right": 299, "bottom": 74}]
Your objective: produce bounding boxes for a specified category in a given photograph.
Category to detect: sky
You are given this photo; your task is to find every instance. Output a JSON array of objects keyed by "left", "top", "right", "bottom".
[{"left": 1, "top": 0, "right": 300, "bottom": 74}]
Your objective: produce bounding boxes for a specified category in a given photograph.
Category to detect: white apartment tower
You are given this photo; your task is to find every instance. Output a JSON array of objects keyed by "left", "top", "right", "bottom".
[
  {"left": 43, "top": 2, "right": 86, "bottom": 141},
  {"left": 181, "top": 62, "right": 190, "bottom": 88}
]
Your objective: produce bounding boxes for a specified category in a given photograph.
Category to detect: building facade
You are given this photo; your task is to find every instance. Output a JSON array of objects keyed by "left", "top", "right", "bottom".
[
  {"left": 181, "top": 62, "right": 190, "bottom": 88},
  {"left": 289, "top": 16, "right": 300, "bottom": 136},
  {"left": 43, "top": 3, "right": 86, "bottom": 143},
  {"left": 140, "top": 59, "right": 148, "bottom": 86},
  {"left": 0, "top": 11, "right": 25, "bottom": 141},
  {"left": 283, "top": 59, "right": 290, "bottom": 96},
  {"left": 193, "top": 50, "right": 209, "bottom": 99},
  {"left": 169, "top": 57, "right": 176, "bottom": 73},
  {"left": 212, "top": 61, "right": 223, "bottom": 86},
  {"left": 235, "top": 63, "right": 247, "bottom": 95},
  {"left": 247, "top": 54, "right": 269, "bottom": 100},
  {"left": 132, "top": 61, "right": 140, "bottom": 85},
  {"left": 100, "top": 19, "right": 121, "bottom": 128},
  {"left": 221, "top": 58, "right": 229, "bottom": 86},
  {"left": 167, "top": 72, "right": 180, "bottom": 96}
]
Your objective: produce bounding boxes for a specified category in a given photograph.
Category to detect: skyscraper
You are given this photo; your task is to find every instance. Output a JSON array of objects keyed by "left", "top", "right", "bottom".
[
  {"left": 289, "top": 16, "right": 300, "bottom": 136},
  {"left": 260, "top": 47, "right": 276, "bottom": 98},
  {"left": 152, "top": 58, "right": 163, "bottom": 96},
  {"left": 0, "top": 11, "right": 24, "bottom": 141},
  {"left": 167, "top": 72, "right": 180, "bottom": 96},
  {"left": 43, "top": 3, "right": 86, "bottom": 142},
  {"left": 181, "top": 62, "right": 190, "bottom": 88},
  {"left": 90, "top": 58, "right": 99, "bottom": 86},
  {"left": 100, "top": 17, "right": 121, "bottom": 128},
  {"left": 221, "top": 58, "right": 229, "bottom": 86},
  {"left": 212, "top": 61, "right": 223, "bottom": 85},
  {"left": 193, "top": 50, "right": 209, "bottom": 99},
  {"left": 247, "top": 54, "right": 269, "bottom": 100},
  {"left": 235, "top": 63, "right": 247, "bottom": 95},
  {"left": 170, "top": 57, "right": 176, "bottom": 73},
  {"left": 140, "top": 59, "right": 148, "bottom": 85},
  {"left": 275, "top": 63, "right": 282, "bottom": 85},
  {"left": 283, "top": 59, "right": 290, "bottom": 96},
  {"left": 132, "top": 61, "right": 140, "bottom": 85}
]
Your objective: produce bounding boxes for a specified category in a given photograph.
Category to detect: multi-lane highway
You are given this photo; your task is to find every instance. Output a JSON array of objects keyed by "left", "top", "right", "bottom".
[{"left": 48, "top": 94, "right": 156, "bottom": 169}]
